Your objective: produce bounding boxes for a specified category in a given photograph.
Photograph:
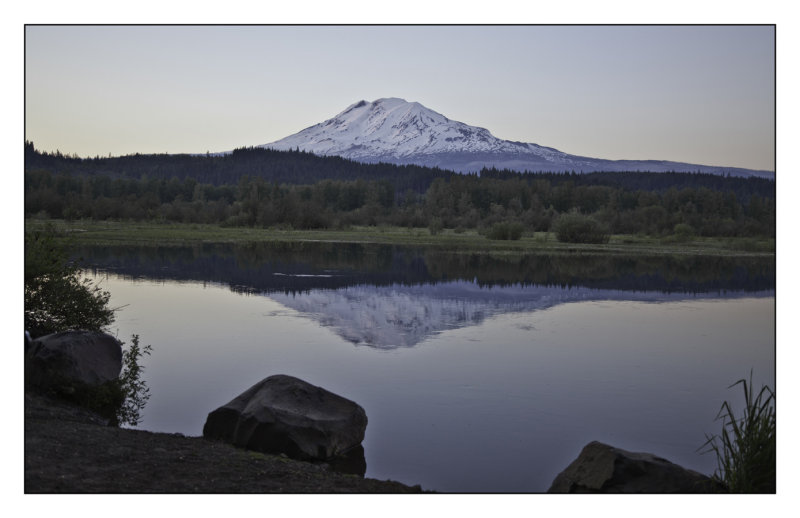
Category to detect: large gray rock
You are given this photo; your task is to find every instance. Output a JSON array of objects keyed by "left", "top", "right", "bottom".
[
  {"left": 27, "top": 330, "right": 123, "bottom": 387},
  {"left": 548, "top": 441, "right": 722, "bottom": 493},
  {"left": 203, "top": 374, "right": 368, "bottom": 462}
]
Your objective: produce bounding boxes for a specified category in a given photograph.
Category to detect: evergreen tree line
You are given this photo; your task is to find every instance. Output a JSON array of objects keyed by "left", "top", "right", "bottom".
[
  {"left": 25, "top": 167, "right": 775, "bottom": 238},
  {"left": 25, "top": 141, "right": 774, "bottom": 200},
  {"left": 24, "top": 141, "right": 448, "bottom": 193}
]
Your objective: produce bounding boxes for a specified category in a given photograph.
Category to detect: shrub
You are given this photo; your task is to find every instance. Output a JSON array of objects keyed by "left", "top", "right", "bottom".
[
  {"left": 552, "top": 213, "right": 609, "bottom": 244},
  {"left": 672, "top": 223, "right": 696, "bottom": 241},
  {"left": 701, "top": 373, "right": 776, "bottom": 493},
  {"left": 24, "top": 227, "right": 151, "bottom": 427},
  {"left": 117, "top": 334, "right": 153, "bottom": 426},
  {"left": 486, "top": 221, "right": 525, "bottom": 240},
  {"left": 25, "top": 228, "right": 115, "bottom": 337},
  {"left": 428, "top": 217, "right": 443, "bottom": 236}
]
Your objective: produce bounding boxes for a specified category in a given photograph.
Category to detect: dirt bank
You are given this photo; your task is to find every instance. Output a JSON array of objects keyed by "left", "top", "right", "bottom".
[{"left": 24, "top": 393, "right": 424, "bottom": 493}]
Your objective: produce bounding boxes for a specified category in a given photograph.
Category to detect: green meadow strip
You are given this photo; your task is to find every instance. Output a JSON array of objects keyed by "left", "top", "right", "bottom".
[{"left": 25, "top": 218, "right": 774, "bottom": 257}]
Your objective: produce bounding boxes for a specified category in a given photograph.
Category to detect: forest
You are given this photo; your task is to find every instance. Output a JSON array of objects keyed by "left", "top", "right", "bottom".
[{"left": 24, "top": 142, "right": 775, "bottom": 239}]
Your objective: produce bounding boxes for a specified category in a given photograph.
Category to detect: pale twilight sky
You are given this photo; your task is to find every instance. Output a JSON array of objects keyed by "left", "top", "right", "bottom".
[{"left": 25, "top": 25, "right": 775, "bottom": 171}]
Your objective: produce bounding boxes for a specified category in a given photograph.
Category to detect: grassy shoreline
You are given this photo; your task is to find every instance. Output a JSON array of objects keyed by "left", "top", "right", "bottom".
[{"left": 25, "top": 218, "right": 775, "bottom": 257}]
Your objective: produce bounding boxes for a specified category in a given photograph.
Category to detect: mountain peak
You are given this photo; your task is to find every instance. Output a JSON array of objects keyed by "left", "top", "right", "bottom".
[
  {"left": 263, "top": 99, "right": 773, "bottom": 178},
  {"left": 266, "top": 97, "right": 514, "bottom": 161}
]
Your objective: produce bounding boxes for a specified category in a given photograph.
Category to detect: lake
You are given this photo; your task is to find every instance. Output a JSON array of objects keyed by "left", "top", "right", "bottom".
[{"left": 78, "top": 242, "right": 775, "bottom": 492}]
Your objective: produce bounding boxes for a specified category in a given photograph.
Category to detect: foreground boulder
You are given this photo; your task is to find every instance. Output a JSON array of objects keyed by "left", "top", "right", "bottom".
[
  {"left": 27, "top": 330, "right": 123, "bottom": 388},
  {"left": 203, "top": 375, "right": 368, "bottom": 463},
  {"left": 25, "top": 330, "right": 125, "bottom": 424},
  {"left": 548, "top": 441, "right": 722, "bottom": 493}
]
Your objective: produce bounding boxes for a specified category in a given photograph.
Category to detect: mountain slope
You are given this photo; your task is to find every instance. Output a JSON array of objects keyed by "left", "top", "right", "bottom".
[{"left": 264, "top": 98, "right": 773, "bottom": 178}]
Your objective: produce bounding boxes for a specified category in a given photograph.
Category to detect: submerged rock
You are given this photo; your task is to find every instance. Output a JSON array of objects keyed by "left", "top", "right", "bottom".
[
  {"left": 548, "top": 441, "right": 721, "bottom": 493},
  {"left": 203, "top": 375, "right": 368, "bottom": 464}
]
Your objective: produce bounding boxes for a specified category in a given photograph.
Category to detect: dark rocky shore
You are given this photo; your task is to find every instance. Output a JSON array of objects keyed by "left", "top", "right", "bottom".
[{"left": 24, "top": 393, "right": 423, "bottom": 494}]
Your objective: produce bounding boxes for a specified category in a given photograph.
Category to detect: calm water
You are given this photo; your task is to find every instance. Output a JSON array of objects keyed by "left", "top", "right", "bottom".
[{"left": 80, "top": 243, "right": 774, "bottom": 492}]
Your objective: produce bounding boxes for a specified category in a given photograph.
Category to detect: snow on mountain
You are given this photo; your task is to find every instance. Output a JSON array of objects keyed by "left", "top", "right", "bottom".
[
  {"left": 266, "top": 97, "right": 563, "bottom": 160},
  {"left": 263, "top": 98, "right": 773, "bottom": 178}
]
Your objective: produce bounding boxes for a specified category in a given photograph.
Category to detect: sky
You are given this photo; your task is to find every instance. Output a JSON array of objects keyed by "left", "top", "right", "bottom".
[{"left": 25, "top": 24, "right": 775, "bottom": 171}]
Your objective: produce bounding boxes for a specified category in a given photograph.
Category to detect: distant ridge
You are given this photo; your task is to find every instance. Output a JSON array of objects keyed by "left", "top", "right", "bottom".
[{"left": 264, "top": 98, "right": 774, "bottom": 179}]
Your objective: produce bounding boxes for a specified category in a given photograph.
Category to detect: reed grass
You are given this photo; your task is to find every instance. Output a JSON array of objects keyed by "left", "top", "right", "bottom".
[{"left": 701, "top": 372, "right": 776, "bottom": 493}]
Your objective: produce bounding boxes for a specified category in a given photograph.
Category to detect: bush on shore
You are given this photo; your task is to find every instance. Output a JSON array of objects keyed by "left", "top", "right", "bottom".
[
  {"left": 25, "top": 226, "right": 151, "bottom": 426},
  {"left": 25, "top": 226, "right": 114, "bottom": 337},
  {"left": 552, "top": 212, "right": 610, "bottom": 244},
  {"left": 486, "top": 221, "right": 525, "bottom": 241}
]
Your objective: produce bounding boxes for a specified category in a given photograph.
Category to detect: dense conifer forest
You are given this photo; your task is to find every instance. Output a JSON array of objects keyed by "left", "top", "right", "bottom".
[{"left": 24, "top": 142, "right": 775, "bottom": 238}]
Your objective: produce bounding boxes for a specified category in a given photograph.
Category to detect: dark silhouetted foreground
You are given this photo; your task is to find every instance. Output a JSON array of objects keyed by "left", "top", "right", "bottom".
[{"left": 24, "top": 393, "right": 423, "bottom": 493}]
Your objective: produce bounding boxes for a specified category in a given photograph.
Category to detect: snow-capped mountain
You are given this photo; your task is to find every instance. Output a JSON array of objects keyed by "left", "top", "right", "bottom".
[{"left": 263, "top": 98, "right": 773, "bottom": 178}]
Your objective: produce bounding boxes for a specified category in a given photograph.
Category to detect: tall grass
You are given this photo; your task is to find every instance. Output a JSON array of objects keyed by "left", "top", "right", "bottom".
[{"left": 701, "top": 372, "right": 776, "bottom": 493}]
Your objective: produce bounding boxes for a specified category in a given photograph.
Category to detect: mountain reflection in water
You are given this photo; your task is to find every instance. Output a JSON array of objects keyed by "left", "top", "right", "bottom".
[
  {"left": 77, "top": 242, "right": 774, "bottom": 349},
  {"left": 269, "top": 281, "right": 772, "bottom": 349}
]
